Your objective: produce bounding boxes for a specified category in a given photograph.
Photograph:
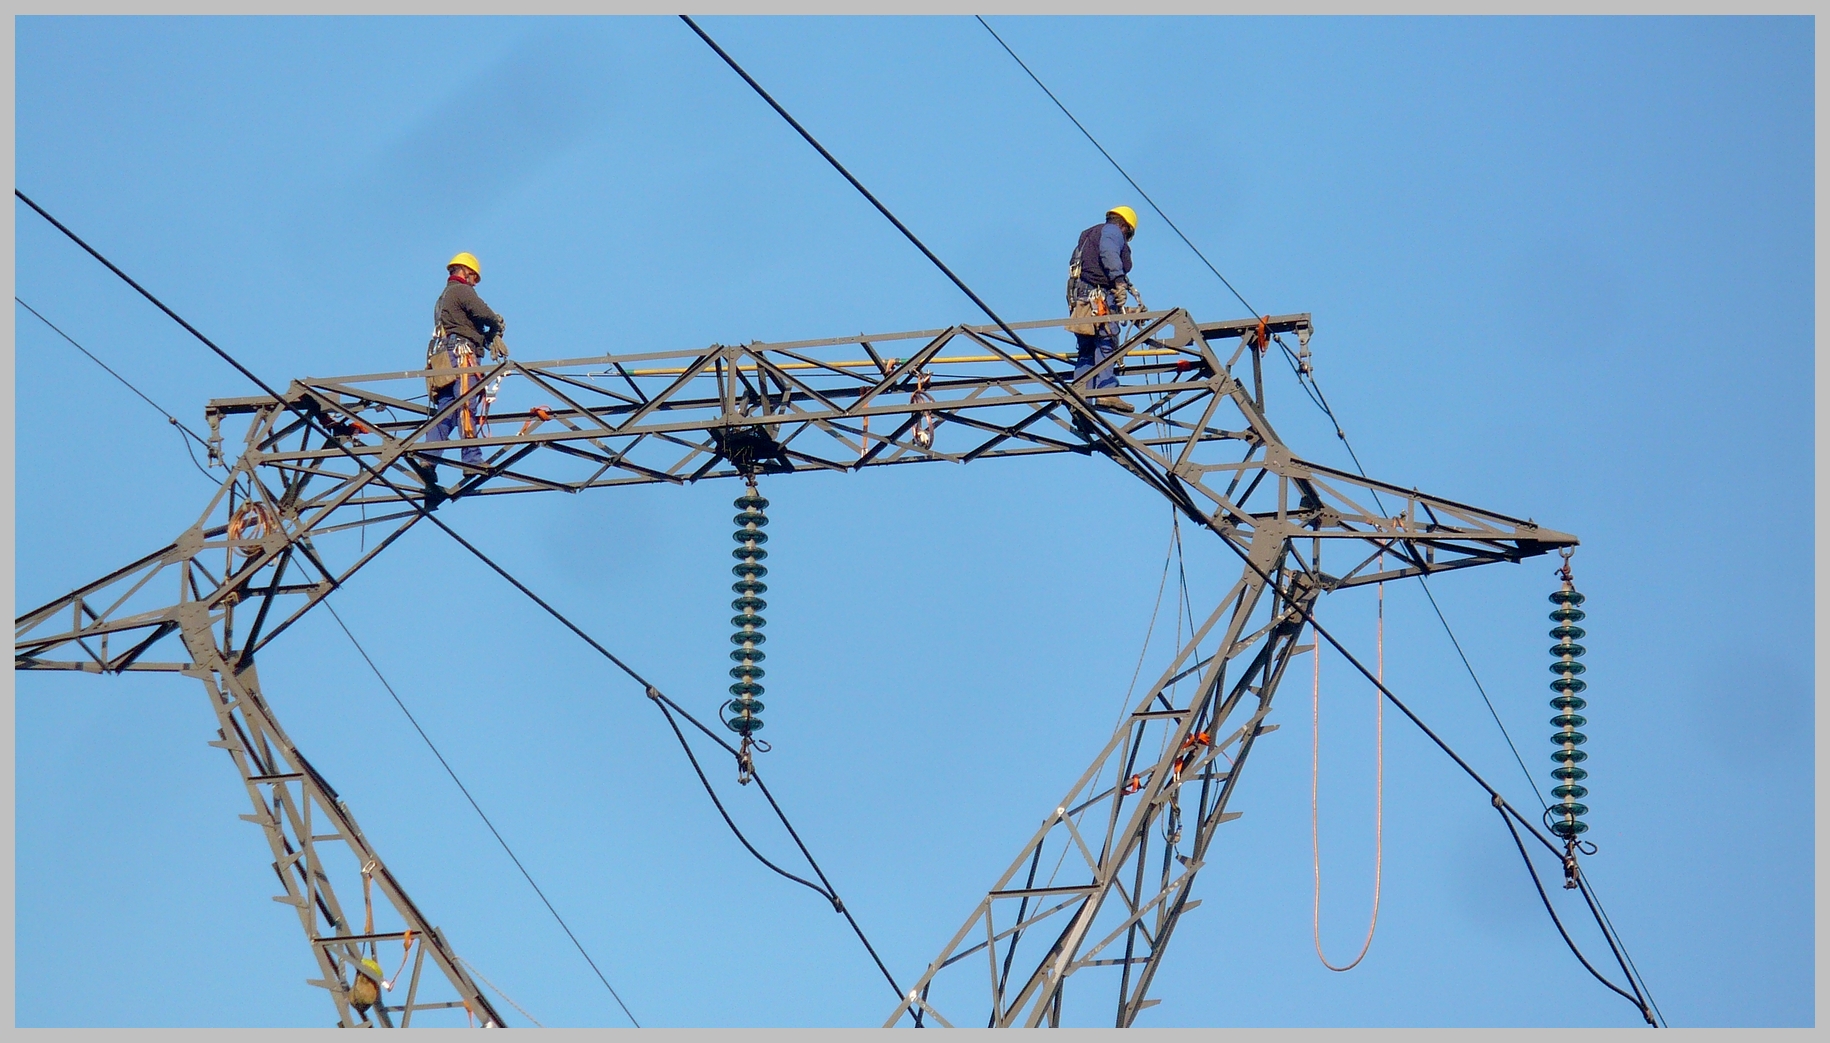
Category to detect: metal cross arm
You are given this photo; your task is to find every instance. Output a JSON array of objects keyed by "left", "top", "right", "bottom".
[{"left": 16, "top": 307, "right": 1573, "bottom": 1027}]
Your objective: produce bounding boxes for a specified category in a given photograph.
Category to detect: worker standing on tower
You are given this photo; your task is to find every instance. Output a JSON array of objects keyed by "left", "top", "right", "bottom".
[
  {"left": 425, "top": 251, "right": 507, "bottom": 472},
  {"left": 1065, "top": 206, "right": 1141, "bottom": 413}
]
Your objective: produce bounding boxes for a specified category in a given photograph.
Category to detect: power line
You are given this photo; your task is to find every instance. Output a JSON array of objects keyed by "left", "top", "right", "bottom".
[
  {"left": 969, "top": 17, "right": 1550, "bottom": 806},
  {"left": 683, "top": 21, "right": 1657, "bottom": 1025},
  {"left": 324, "top": 600, "right": 639, "bottom": 1027},
  {"left": 678, "top": 11, "right": 1536, "bottom": 850},
  {"left": 974, "top": 16, "right": 1258, "bottom": 319},
  {"left": 16, "top": 188, "right": 906, "bottom": 1023},
  {"left": 974, "top": 21, "right": 1657, "bottom": 1021},
  {"left": 15, "top": 294, "right": 218, "bottom": 484}
]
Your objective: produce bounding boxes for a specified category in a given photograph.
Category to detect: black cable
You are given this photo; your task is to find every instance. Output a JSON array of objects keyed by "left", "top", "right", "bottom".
[
  {"left": 678, "top": 16, "right": 1189, "bottom": 519},
  {"left": 974, "top": 16, "right": 1259, "bottom": 321},
  {"left": 684, "top": 20, "right": 1661, "bottom": 1017},
  {"left": 970, "top": 16, "right": 1552, "bottom": 813},
  {"left": 642, "top": 687, "right": 915, "bottom": 1016},
  {"left": 1578, "top": 872, "right": 1667, "bottom": 1026},
  {"left": 15, "top": 294, "right": 219, "bottom": 485},
  {"left": 324, "top": 601, "right": 641, "bottom": 1027},
  {"left": 966, "top": 22, "right": 1561, "bottom": 822},
  {"left": 648, "top": 694, "right": 831, "bottom": 898},
  {"left": 17, "top": 188, "right": 906, "bottom": 1022},
  {"left": 1494, "top": 800, "right": 1654, "bottom": 1024}
]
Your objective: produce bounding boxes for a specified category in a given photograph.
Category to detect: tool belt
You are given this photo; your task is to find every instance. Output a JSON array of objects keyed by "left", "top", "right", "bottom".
[
  {"left": 426, "top": 325, "right": 458, "bottom": 395},
  {"left": 1066, "top": 281, "right": 1115, "bottom": 336},
  {"left": 426, "top": 328, "right": 481, "bottom": 400}
]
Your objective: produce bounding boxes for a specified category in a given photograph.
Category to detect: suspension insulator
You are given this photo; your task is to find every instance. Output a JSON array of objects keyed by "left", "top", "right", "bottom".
[
  {"left": 1548, "top": 566, "right": 1592, "bottom": 838},
  {"left": 726, "top": 483, "right": 771, "bottom": 738}
]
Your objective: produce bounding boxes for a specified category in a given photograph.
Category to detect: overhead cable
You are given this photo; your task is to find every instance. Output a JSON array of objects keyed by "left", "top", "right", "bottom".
[
  {"left": 973, "top": 13, "right": 1539, "bottom": 801},
  {"left": 16, "top": 188, "right": 905, "bottom": 1023},
  {"left": 16, "top": 294, "right": 218, "bottom": 483},
  {"left": 974, "top": 16, "right": 1258, "bottom": 319},
  {"left": 325, "top": 600, "right": 639, "bottom": 1027},
  {"left": 976, "top": 22, "right": 1656, "bottom": 1020},
  {"left": 679, "top": 22, "right": 1657, "bottom": 1025}
]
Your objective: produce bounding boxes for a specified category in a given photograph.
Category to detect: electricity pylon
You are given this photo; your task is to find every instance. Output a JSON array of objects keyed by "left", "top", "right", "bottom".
[{"left": 15, "top": 309, "right": 1573, "bottom": 1026}]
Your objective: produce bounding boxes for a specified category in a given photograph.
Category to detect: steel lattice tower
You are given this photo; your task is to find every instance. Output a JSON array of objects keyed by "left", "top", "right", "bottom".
[{"left": 15, "top": 309, "right": 1573, "bottom": 1026}]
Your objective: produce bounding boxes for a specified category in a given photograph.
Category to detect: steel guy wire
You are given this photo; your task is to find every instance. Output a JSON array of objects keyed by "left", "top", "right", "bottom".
[
  {"left": 324, "top": 600, "right": 640, "bottom": 1028},
  {"left": 669, "top": 28, "right": 1660, "bottom": 1017},
  {"left": 16, "top": 187, "right": 908, "bottom": 1023},
  {"left": 16, "top": 294, "right": 219, "bottom": 485}
]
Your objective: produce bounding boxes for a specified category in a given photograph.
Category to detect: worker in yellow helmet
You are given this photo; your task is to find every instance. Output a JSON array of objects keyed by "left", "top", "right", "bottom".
[
  {"left": 1065, "top": 206, "right": 1142, "bottom": 414},
  {"left": 424, "top": 252, "right": 507, "bottom": 474}
]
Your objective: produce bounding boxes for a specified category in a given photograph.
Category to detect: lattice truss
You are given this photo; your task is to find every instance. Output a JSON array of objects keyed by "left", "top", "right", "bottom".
[{"left": 15, "top": 309, "right": 1574, "bottom": 1027}]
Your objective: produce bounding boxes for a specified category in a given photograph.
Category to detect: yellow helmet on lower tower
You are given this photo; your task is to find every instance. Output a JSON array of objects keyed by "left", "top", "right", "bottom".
[
  {"left": 446, "top": 251, "right": 482, "bottom": 280},
  {"left": 1106, "top": 206, "right": 1139, "bottom": 232}
]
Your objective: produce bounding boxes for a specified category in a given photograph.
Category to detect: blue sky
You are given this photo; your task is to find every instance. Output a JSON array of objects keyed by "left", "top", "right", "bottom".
[{"left": 13, "top": 15, "right": 1813, "bottom": 1028}]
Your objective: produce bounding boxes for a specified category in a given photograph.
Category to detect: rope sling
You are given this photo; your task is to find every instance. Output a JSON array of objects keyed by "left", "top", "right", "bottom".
[{"left": 1311, "top": 553, "right": 1384, "bottom": 972}]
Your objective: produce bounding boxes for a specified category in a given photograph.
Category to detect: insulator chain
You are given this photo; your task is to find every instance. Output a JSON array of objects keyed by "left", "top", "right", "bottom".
[
  {"left": 1547, "top": 548, "right": 1591, "bottom": 853},
  {"left": 725, "top": 479, "right": 770, "bottom": 783}
]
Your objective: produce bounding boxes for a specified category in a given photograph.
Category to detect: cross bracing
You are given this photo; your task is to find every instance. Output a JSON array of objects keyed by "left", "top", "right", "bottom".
[{"left": 15, "top": 308, "right": 1575, "bottom": 1026}]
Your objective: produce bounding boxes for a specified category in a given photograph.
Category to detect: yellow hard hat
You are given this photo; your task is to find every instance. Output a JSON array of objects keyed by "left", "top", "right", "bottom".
[
  {"left": 446, "top": 252, "right": 481, "bottom": 280},
  {"left": 1107, "top": 206, "right": 1138, "bottom": 231}
]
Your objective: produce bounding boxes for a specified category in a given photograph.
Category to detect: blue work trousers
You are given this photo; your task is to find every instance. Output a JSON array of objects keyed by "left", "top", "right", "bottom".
[{"left": 1074, "top": 331, "right": 1120, "bottom": 390}]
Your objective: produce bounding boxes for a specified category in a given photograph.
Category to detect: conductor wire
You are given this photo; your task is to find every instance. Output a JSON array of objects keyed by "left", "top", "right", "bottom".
[
  {"left": 17, "top": 187, "right": 907, "bottom": 1023},
  {"left": 325, "top": 600, "right": 640, "bottom": 1027}
]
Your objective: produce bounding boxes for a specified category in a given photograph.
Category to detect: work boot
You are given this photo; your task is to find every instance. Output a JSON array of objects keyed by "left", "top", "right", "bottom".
[{"left": 1103, "top": 397, "right": 1136, "bottom": 413}]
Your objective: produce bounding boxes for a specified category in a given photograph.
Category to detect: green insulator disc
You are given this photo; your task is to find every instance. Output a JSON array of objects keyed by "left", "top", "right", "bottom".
[
  {"left": 1549, "top": 819, "right": 1590, "bottom": 837},
  {"left": 1550, "top": 660, "right": 1587, "bottom": 676},
  {"left": 1552, "top": 783, "right": 1590, "bottom": 800},
  {"left": 731, "top": 613, "right": 766, "bottom": 630},
  {"left": 725, "top": 716, "right": 765, "bottom": 735},
  {"left": 1550, "top": 676, "right": 1588, "bottom": 693},
  {"left": 731, "top": 546, "right": 770, "bottom": 562},
  {"left": 729, "top": 665, "right": 766, "bottom": 681},
  {"left": 1551, "top": 694, "right": 1588, "bottom": 712},
  {"left": 733, "top": 511, "right": 769, "bottom": 528},
  {"left": 731, "top": 563, "right": 770, "bottom": 579},
  {"left": 728, "top": 648, "right": 767, "bottom": 664},
  {"left": 1550, "top": 625, "right": 1587, "bottom": 641},
  {"left": 1551, "top": 765, "right": 1589, "bottom": 781},
  {"left": 1552, "top": 730, "right": 1588, "bottom": 746},
  {"left": 1551, "top": 748, "right": 1589, "bottom": 764},
  {"left": 731, "top": 595, "right": 768, "bottom": 613},
  {"left": 1550, "top": 641, "right": 1587, "bottom": 659},
  {"left": 732, "top": 582, "right": 769, "bottom": 599},
  {"left": 1550, "top": 713, "right": 1588, "bottom": 729},
  {"left": 734, "top": 492, "right": 770, "bottom": 511},
  {"left": 728, "top": 682, "right": 764, "bottom": 699},
  {"left": 1550, "top": 606, "right": 1587, "bottom": 623},
  {"left": 726, "top": 697, "right": 766, "bottom": 716},
  {"left": 1554, "top": 801, "right": 1590, "bottom": 819},
  {"left": 733, "top": 529, "right": 770, "bottom": 545},
  {"left": 729, "top": 631, "right": 768, "bottom": 647},
  {"left": 1549, "top": 589, "right": 1587, "bottom": 606}
]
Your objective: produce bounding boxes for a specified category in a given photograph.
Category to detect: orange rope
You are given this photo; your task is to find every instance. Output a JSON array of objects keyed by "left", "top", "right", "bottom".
[{"left": 1311, "top": 558, "right": 1384, "bottom": 972}]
